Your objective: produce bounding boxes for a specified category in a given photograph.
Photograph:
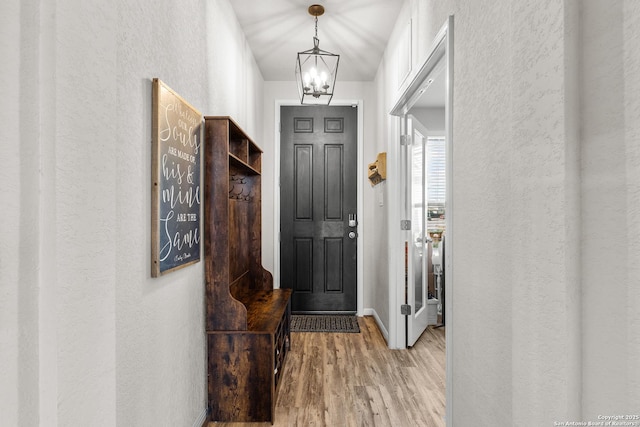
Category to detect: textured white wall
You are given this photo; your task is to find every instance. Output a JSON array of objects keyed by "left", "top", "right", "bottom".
[
  {"left": 621, "top": 0, "right": 640, "bottom": 412},
  {"left": 3, "top": 0, "right": 264, "bottom": 425},
  {"left": 581, "top": 0, "right": 640, "bottom": 417},
  {"left": 426, "top": 0, "right": 582, "bottom": 424},
  {"left": 55, "top": 0, "right": 120, "bottom": 424},
  {"left": 371, "top": 66, "right": 391, "bottom": 335},
  {"left": 205, "top": 0, "right": 265, "bottom": 137},
  {"left": 1, "top": 1, "right": 36, "bottom": 426},
  {"left": 114, "top": 0, "right": 208, "bottom": 425}
]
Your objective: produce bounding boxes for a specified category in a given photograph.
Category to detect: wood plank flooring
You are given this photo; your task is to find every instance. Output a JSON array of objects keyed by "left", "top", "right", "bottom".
[{"left": 208, "top": 316, "right": 445, "bottom": 427}]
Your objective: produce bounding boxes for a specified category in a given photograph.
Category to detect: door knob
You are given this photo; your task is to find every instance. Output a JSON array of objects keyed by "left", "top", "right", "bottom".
[{"left": 348, "top": 231, "right": 357, "bottom": 239}]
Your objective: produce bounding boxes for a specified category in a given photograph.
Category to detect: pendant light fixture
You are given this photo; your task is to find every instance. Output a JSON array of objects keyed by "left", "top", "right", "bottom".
[{"left": 295, "top": 4, "right": 340, "bottom": 105}]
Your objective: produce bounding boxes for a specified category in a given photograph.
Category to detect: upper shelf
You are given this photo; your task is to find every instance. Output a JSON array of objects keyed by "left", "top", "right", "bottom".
[
  {"left": 206, "top": 116, "right": 262, "bottom": 174},
  {"left": 229, "top": 151, "right": 261, "bottom": 175}
]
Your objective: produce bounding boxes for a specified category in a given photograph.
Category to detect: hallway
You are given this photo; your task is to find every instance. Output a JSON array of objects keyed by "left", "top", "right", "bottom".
[
  {"left": 5, "top": 1, "right": 639, "bottom": 425},
  {"left": 210, "top": 317, "right": 445, "bottom": 426}
]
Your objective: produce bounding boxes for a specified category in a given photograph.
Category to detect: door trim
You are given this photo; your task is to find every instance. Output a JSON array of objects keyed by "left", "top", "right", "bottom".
[{"left": 273, "top": 100, "right": 364, "bottom": 316}]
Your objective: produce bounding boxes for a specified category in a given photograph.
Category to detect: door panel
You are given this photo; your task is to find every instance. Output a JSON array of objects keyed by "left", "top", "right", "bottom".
[
  {"left": 324, "top": 238, "right": 343, "bottom": 292},
  {"left": 281, "top": 105, "right": 357, "bottom": 313},
  {"left": 294, "top": 145, "right": 313, "bottom": 220},
  {"left": 294, "top": 238, "right": 313, "bottom": 292},
  {"left": 324, "top": 145, "right": 343, "bottom": 219}
]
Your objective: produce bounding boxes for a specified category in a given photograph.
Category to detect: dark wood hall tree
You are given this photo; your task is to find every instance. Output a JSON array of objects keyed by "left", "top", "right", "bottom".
[{"left": 203, "top": 116, "right": 292, "bottom": 423}]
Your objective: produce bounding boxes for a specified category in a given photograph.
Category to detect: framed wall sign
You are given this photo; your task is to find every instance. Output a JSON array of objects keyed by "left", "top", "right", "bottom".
[{"left": 151, "top": 78, "right": 202, "bottom": 277}]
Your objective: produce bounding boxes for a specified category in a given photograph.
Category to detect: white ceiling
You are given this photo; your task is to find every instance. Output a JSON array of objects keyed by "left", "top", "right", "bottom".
[{"left": 228, "top": 0, "right": 405, "bottom": 82}]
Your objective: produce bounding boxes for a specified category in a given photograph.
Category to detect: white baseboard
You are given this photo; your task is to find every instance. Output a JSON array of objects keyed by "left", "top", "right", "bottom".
[{"left": 192, "top": 407, "right": 208, "bottom": 427}]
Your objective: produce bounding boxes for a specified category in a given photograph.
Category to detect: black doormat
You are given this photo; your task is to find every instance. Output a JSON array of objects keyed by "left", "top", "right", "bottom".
[{"left": 291, "top": 315, "right": 360, "bottom": 333}]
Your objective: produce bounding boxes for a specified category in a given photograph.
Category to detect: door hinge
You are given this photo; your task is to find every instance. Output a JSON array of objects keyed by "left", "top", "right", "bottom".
[
  {"left": 400, "top": 135, "right": 412, "bottom": 146},
  {"left": 400, "top": 220, "right": 411, "bottom": 230},
  {"left": 401, "top": 304, "right": 412, "bottom": 315}
]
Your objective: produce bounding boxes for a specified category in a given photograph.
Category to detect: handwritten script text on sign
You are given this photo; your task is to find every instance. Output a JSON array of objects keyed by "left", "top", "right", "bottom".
[{"left": 158, "top": 98, "right": 201, "bottom": 268}]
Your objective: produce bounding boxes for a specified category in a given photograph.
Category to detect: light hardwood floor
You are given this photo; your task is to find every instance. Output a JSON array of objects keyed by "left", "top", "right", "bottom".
[{"left": 208, "top": 316, "right": 446, "bottom": 427}]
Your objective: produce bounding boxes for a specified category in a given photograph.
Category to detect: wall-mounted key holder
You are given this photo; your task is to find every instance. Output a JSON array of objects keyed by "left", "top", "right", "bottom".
[{"left": 368, "top": 152, "right": 387, "bottom": 186}]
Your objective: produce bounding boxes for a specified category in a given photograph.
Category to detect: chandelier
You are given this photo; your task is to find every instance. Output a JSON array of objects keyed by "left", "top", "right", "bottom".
[{"left": 295, "top": 4, "right": 340, "bottom": 105}]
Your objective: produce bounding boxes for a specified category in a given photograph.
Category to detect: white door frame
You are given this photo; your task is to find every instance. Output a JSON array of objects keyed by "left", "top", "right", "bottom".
[{"left": 273, "top": 100, "right": 365, "bottom": 316}]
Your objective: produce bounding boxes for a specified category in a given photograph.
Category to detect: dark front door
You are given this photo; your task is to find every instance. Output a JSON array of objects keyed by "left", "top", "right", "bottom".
[{"left": 280, "top": 105, "right": 357, "bottom": 313}]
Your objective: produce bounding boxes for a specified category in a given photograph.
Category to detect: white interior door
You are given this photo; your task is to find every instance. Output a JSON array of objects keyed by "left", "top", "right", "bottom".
[{"left": 406, "top": 118, "right": 430, "bottom": 346}]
